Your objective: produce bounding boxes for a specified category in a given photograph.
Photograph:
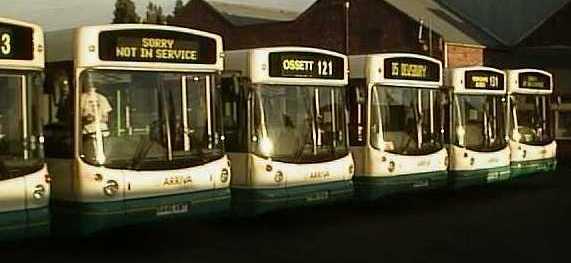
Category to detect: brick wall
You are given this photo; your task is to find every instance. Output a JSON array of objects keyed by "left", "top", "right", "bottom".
[{"left": 446, "top": 43, "right": 484, "bottom": 67}]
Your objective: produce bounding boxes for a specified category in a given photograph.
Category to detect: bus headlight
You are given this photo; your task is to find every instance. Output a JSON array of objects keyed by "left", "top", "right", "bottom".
[
  {"left": 275, "top": 171, "right": 284, "bottom": 183},
  {"left": 470, "top": 157, "right": 475, "bottom": 166},
  {"left": 522, "top": 150, "right": 527, "bottom": 159},
  {"left": 220, "top": 168, "right": 229, "bottom": 183},
  {"left": 388, "top": 161, "right": 396, "bottom": 173},
  {"left": 444, "top": 156, "right": 449, "bottom": 167},
  {"left": 103, "top": 180, "right": 119, "bottom": 197},
  {"left": 45, "top": 174, "right": 52, "bottom": 184},
  {"left": 349, "top": 164, "right": 354, "bottom": 175},
  {"left": 33, "top": 185, "right": 46, "bottom": 200}
]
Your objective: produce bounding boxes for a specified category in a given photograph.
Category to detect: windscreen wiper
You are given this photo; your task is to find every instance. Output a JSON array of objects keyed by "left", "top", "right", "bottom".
[{"left": 130, "top": 136, "right": 154, "bottom": 170}]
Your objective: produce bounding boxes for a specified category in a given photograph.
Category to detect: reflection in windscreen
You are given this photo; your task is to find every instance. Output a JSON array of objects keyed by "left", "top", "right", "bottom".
[
  {"left": 454, "top": 95, "right": 507, "bottom": 152},
  {"left": 79, "top": 70, "right": 223, "bottom": 170},
  {"left": 253, "top": 85, "right": 348, "bottom": 163},
  {"left": 0, "top": 72, "right": 44, "bottom": 179},
  {"left": 511, "top": 94, "right": 554, "bottom": 146},
  {"left": 370, "top": 85, "right": 444, "bottom": 155}
]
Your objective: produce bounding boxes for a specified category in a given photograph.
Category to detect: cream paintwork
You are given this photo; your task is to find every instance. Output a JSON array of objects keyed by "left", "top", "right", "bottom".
[
  {"left": 73, "top": 156, "right": 230, "bottom": 203},
  {"left": 447, "top": 66, "right": 507, "bottom": 95},
  {"left": 70, "top": 24, "right": 223, "bottom": 72},
  {"left": 357, "top": 148, "right": 447, "bottom": 178},
  {"left": 225, "top": 47, "right": 348, "bottom": 86},
  {"left": 0, "top": 165, "right": 50, "bottom": 213},
  {"left": 0, "top": 177, "right": 25, "bottom": 213},
  {"left": 24, "top": 165, "right": 50, "bottom": 210},
  {"left": 0, "top": 17, "right": 44, "bottom": 70},
  {"left": 506, "top": 69, "right": 552, "bottom": 95},
  {"left": 509, "top": 140, "right": 556, "bottom": 163},
  {"left": 449, "top": 145, "right": 510, "bottom": 171},
  {"left": 231, "top": 153, "right": 354, "bottom": 190}
]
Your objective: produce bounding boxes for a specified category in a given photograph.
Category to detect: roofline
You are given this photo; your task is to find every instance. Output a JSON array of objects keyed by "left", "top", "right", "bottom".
[
  {"left": 516, "top": 0, "right": 571, "bottom": 46},
  {"left": 445, "top": 42, "right": 486, "bottom": 49},
  {"left": 434, "top": 0, "right": 508, "bottom": 47}
]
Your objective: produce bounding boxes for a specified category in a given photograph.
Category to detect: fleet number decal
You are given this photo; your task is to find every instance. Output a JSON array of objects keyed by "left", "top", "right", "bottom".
[{"left": 1, "top": 33, "right": 11, "bottom": 55}]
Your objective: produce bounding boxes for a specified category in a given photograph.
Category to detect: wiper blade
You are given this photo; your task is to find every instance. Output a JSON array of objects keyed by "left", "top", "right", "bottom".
[{"left": 130, "top": 136, "right": 154, "bottom": 170}]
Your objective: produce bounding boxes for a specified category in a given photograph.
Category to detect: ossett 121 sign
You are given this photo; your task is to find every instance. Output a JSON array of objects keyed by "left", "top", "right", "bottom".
[
  {"left": 268, "top": 52, "right": 345, "bottom": 80},
  {"left": 99, "top": 29, "right": 217, "bottom": 64}
]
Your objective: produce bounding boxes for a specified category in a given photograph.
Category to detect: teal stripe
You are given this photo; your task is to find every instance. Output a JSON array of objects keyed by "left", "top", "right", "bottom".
[
  {"left": 353, "top": 171, "right": 448, "bottom": 201},
  {"left": 51, "top": 188, "right": 231, "bottom": 237},
  {"left": 510, "top": 158, "right": 557, "bottom": 178},
  {"left": 231, "top": 180, "right": 354, "bottom": 216},
  {"left": 450, "top": 166, "right": 511, "bottom": 188}
]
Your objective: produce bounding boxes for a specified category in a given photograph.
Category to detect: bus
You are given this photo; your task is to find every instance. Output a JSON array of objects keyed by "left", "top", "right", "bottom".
[
  {"left": 44, "top": 24, "right": 230, "bottom": 235},
  {"left": 506, "top": 69, "right": 556, "bottom": 177},
  {"left": 446, "top": 66, "right": 510, "bottom": 187},
  {"left": 348, "top": 53, "right": 448, "bottom": 200},
  {"left": 0, "top": 17, "right": 50, "bottom": 240},
  {"left": 222, "top": 47, "right": 354, "bottom": 215}
]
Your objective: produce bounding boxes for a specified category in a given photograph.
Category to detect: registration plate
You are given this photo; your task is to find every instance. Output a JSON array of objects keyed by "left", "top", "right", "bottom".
[
  {"left": 305, "top": 191, "right": 329, "bottom": 202},
  {"left": 156, "top": 203, "right": 190, "bottom": 216},
  {"left": 486, "top": 173, "right": 499, "bottom": 182},
  {"left": 413, "top": 180, "right": 429, "bottom": 188}
]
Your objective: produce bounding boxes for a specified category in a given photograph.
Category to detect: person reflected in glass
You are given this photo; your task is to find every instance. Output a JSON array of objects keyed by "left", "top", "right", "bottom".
[
  {"left": 80, "top": 77, "right": 112, "bottom": 163},
  {"left": 55, "top": 76, "right": 71, "bottom": 125}
]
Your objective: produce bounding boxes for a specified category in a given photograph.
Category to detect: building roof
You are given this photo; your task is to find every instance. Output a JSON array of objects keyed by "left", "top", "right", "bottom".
[
  {"left": 436, "top": 0, "right": 571, "bottom": 46},
  {"left": 207, "top": 1, "right": 299, "bottom": 26},
  {"left": 204, "top": 0, "right": 503, "bottom": 48},
  {"left": 384, "top": 0, "right": 502, "bottom": 47}
]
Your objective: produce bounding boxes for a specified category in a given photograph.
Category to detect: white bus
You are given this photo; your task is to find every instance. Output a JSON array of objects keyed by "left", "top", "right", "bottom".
[
  {"left": 44, "top": 24, "right": 230, "bottom": 235},
  {"left": 447, "top": 66, "right": 510, "bottom": 187},
  {"left": 506, "top": 69, "right": 556, "bottom": 177},
  {"left": 222, "top": 47, "right": 354, "bottom": 215},
  {"left": 348, "top": 53, "right": 448, "bottom": 200},
  {"left": 0, "top": 17, "right": 50, "bottom": 240}
]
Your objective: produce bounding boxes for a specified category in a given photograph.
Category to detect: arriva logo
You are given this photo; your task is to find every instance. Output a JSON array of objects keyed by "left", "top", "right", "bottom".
[
  {"left": 417, "top": 160, "right": 431, "bottom": 167},
  {"left": 308, "top": 171, "right": 331, "bottom": 180},
  {"left": 163, "top": 175, "right": 193, "bottom": 186}
]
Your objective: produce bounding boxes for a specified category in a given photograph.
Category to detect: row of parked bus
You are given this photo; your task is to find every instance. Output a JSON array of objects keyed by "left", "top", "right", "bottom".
[{"left": 0, "top": 18, "right": 557, "bottom": 239}]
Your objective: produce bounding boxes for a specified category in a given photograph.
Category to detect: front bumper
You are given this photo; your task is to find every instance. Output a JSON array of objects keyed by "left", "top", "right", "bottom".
[
  {"left": 353, "top": 171, "right": 448, "bottom": 201},
  {"left": 449, "top": 166, "right": 511, "bottom": 189},
  {"left": 51, "top": 188, "right": 231, "bottom": 237},
  {"left": 510, "top": 158, "right": 557, "bottom": 179},
  {"left": 0, "top": 206, "right": 50, "bottom": 242},
  {"left": 231, "top": 180, "right": 354, "bottom": 217}
]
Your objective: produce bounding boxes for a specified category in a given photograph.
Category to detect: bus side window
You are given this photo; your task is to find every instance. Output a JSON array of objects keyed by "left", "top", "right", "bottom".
[
  {"left": 44, "top": 64, "right": 74, "bottom": 158},
  {"left": 348, "top": 78, "right": 367, "bottom": 146},
  {"left": 220, "top": 75, "right": 248, "bottom": 152}
]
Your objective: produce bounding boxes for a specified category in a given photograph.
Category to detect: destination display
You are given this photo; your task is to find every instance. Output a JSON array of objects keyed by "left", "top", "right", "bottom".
[
  {"left": 0, "top": 23, "right": 34, "bottom": 60},
  {"left": 519, "top": 72, "right": 551, "bottom": 90},
  {"left": 99, "top": 29, "right": 217, "bottom": 64},
  {"left": 465, "top": 70, "right": 504, "bottom": 90},
  {"left": 384, "top": 57, "right": 440, "bottom": 82},
  {"left": 268, "top": 52, "right": 345, "bottom": 80}
]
